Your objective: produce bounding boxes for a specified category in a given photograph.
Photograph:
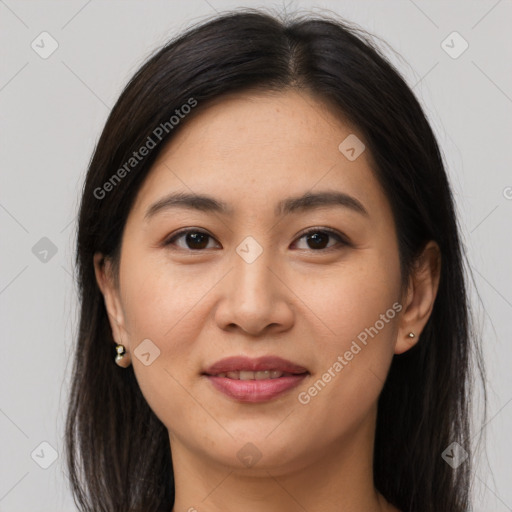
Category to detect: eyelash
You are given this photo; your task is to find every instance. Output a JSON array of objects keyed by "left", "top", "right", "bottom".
[{"left": 163, "top": 227, "right": 350, "bottom": 253}]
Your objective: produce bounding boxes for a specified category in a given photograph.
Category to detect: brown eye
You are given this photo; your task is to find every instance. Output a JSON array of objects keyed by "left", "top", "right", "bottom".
[
  {"left": 164, "top": 229, "right": 220, "bottom": 251},
  {"left": 292, "top": 228, "right": 349, "bottom": 251}
]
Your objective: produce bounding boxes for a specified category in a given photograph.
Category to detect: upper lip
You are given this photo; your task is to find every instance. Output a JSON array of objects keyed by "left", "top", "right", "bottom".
[{"left": 203, "top": 356, "right": 309, "bottom": 375}]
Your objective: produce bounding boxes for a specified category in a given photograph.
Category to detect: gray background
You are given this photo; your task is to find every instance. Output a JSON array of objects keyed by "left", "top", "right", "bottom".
[{"left": 1, "top": 1, "right": 511, "bottom": 510}]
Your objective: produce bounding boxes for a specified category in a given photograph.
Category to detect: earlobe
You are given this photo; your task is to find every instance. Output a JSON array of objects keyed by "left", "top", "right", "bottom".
[
  {"left": 395, "top": 330, "right": 419, "bottom": 355},
  {"left": 395, "top": 241, "right": 441, "bottom": 355}
]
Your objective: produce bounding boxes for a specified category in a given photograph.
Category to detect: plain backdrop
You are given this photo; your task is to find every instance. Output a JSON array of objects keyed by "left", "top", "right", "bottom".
[{"left": 1, "top": 1, "right": 511, "bottom": 511}]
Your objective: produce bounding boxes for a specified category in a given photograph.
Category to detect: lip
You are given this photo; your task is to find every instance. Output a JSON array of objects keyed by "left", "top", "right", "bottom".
[
  {"left": 203, "top": 355, "right": 309, "bottom": 375},
  {"left": 206, "top": 374, "right": 308, "bottom": 402},
  {"left": 203, "top": 356, "right": 309, "bottom": 403}
]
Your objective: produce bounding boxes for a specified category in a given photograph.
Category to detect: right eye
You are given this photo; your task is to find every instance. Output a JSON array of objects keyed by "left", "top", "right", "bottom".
[{"left": 163, "top": 229, "right": 221, "bottom": 251}]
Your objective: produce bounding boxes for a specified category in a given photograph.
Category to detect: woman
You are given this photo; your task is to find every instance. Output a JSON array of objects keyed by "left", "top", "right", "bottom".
[{"left": 65, "top": 8, "right": 486, "bottom": 512}]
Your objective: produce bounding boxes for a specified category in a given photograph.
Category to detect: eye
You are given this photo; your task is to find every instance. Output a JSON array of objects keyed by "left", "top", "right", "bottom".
[
  {"left": 291, "top": 227, "right": 349, "bottom": 252},
  {"left": 164, "top": 227, "right": 349, "bottom": 252},
  {"left": 164, "top": 229, "right": 220, "bottom": 251}
]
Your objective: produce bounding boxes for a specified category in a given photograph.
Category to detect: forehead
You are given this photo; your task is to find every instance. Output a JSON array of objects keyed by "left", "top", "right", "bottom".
[{"left": 129, "top": 89, "right": 387, "bottom": 220}]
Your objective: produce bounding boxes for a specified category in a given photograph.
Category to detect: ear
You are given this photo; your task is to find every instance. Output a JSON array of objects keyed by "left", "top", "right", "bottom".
[
  {"left": 395, "top": 241, "right": 441, "bottom": 355},
  {"left": 93, "top": 252, "right": 131, "bottom": 364}
]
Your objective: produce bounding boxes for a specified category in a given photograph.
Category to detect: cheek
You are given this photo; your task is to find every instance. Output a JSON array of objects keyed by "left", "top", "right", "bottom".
[
  {"left": 118, "top": 249, "right": 219, "bottom": 427},
  {"left": 120, "top": 245, "right": 207, "bottom": 340},
  {"left": 292, "top": 251, "right": 401, "bottom": 420},
  {"left": 293, "top": 248, "right": 401, "bottom": 348}
]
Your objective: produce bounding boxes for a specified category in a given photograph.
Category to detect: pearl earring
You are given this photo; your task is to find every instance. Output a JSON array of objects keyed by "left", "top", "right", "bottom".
[
  {"left": 115, "top": 344, "right": 126, "bottom": 362},
  {"left": 115, "top": 344, "right": 130, "bottom": 367}
]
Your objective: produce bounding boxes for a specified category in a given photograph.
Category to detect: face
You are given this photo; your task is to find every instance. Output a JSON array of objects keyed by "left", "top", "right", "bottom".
[{"left": 96, "top": 89, "right": 421, "bottom": 475}]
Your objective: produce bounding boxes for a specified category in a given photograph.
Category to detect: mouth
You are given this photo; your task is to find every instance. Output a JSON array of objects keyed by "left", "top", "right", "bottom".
[
  {"left": 202, "top": 356, "right": 310, "bottom": 402},
  {"left": 209, "top": 370, "right": 303, "bottom": 380},
  {"left": 203, "top": 355, "right": 309, "bottom": 376}
]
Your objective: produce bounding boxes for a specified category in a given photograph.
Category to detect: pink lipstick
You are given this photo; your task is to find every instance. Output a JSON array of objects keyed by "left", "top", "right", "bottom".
[{"left": 203, "top": 356, "right": 309, "bottom": 403}]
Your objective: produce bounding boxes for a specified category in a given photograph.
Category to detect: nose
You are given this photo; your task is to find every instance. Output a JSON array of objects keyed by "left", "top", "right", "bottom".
[{"left": 214, "top": 242, "right": 295, "bottom": 337}]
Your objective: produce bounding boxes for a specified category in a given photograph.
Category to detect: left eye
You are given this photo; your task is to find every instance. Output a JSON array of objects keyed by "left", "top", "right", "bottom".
[
  {"left": 164, "top": 228, "right": 348, "bottom": 252},
  {"left": 292, "top": 228, "right": 348, "bottom": 251}
]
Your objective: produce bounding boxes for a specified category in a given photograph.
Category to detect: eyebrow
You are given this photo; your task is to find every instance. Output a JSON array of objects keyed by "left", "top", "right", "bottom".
[{"left": 144, "top": 190, "right": 369, "bottom": 221}]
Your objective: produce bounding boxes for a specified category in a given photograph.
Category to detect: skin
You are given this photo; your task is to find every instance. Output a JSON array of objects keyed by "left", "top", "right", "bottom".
[{"left": 94, "top": 89, "right": 440, "bottom": 512}]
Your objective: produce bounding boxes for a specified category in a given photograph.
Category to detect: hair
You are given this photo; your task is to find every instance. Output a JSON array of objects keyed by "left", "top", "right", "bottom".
[{"left": 65, "top": 7, "right": 487, "bottom": 512}]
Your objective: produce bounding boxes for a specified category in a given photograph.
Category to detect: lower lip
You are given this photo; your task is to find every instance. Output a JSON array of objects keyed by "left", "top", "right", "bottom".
[{"left": 205, "top": 374, "right": 308, "bottom": 403}]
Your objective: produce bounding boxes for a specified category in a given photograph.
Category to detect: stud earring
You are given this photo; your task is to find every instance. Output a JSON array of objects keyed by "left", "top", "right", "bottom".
[{"left": 407, "top": 332, "right": 415, "bottom": 339}]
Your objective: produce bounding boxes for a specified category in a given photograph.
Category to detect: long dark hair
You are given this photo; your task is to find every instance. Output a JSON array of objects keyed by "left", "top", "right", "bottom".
[{"left": 65, "top": 8, "right": 486, "bottom": 512}]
